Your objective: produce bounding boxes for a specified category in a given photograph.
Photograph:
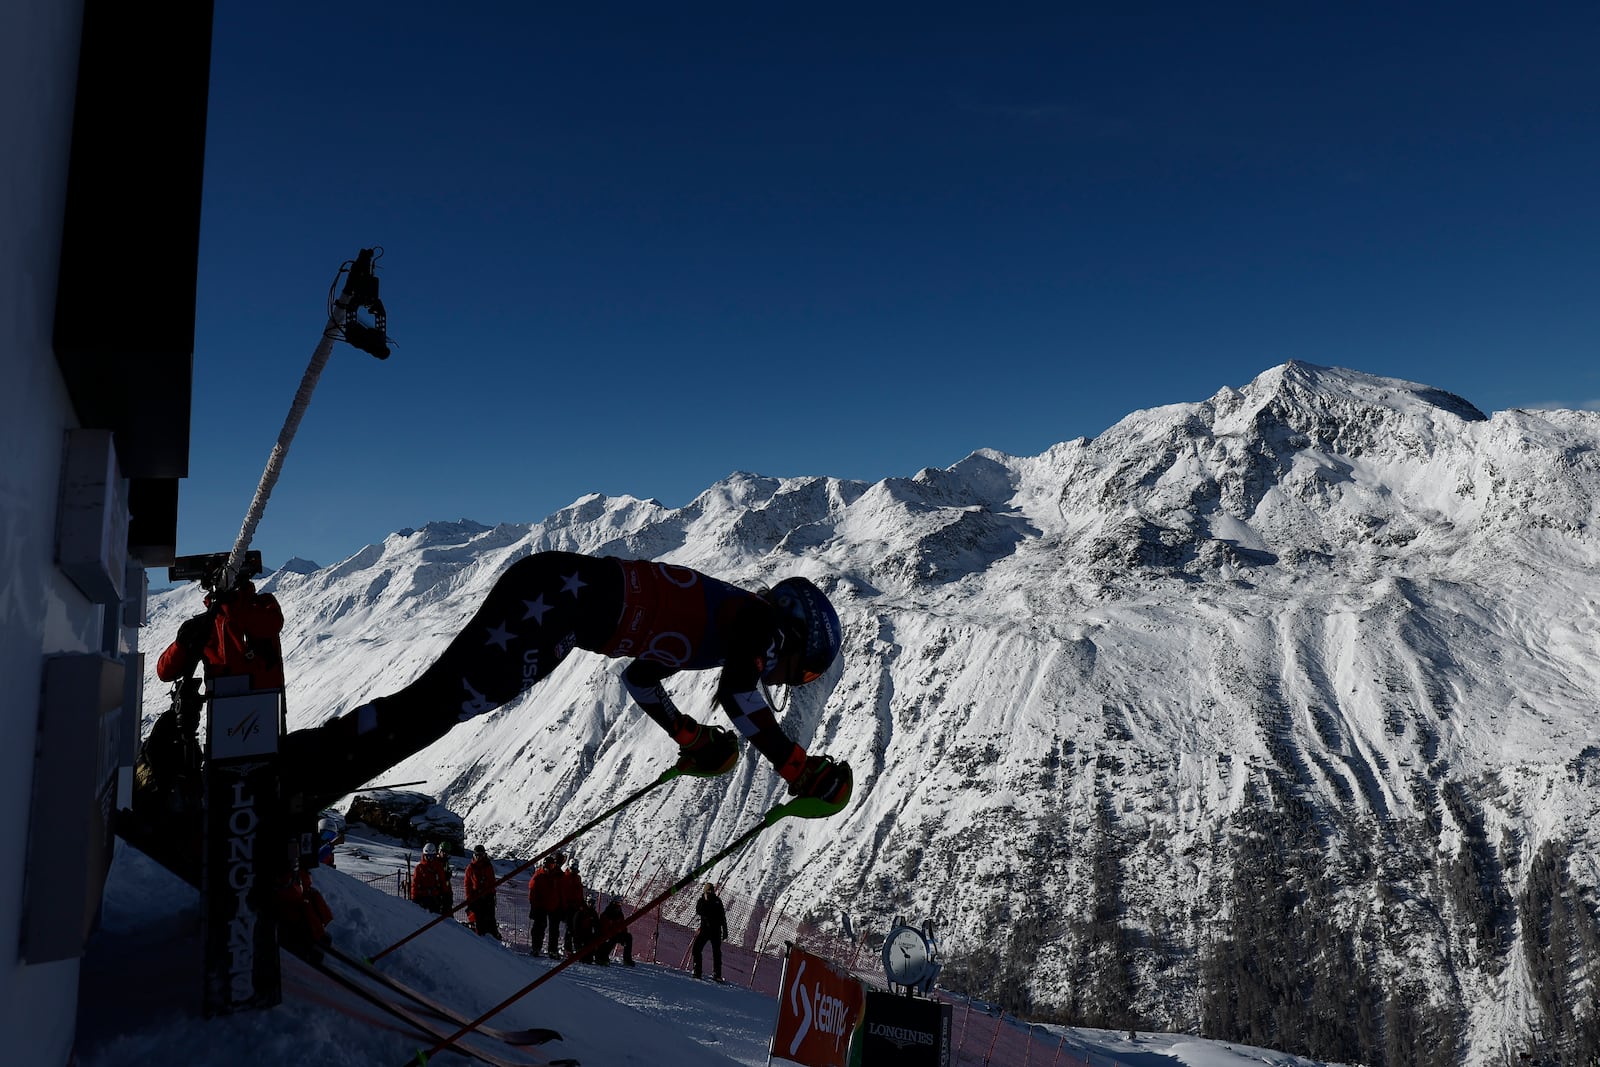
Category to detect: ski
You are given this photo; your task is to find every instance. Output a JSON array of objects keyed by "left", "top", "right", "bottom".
[
  {"left": 114, "top": 819, "right": 573, "bottom": 1062},
  {"left": 400, "top": 794, "right": 817, "bottom": 1066},
  {"left": 322, "top": 943, "right": 562, "bottom": 1047},
  {"left": 286, "top": 943, "right": 576, "bottom": 1066},
  {"left": 283, "top": 950, "right": 445, "bottom": 1044}
]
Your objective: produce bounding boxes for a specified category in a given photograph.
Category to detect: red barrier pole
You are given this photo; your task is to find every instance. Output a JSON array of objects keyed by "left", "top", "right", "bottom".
[
  {"left": 649, "top": 868, "right": 666, "bottom": 963},
  {"left": 981, "top": 1009, "right": 1003, "bottom": 1066},
  {"left": 623, "top": 861, "right": 647, "bottom": 903},
  {"left": 512, "top": 881, "right": 525, "bottom": 952}
]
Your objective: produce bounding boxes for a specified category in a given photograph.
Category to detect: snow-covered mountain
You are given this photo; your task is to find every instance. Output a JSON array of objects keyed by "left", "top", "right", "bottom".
[{"left": 142, "top": 362, "right": 1600, "bottom": 1065}]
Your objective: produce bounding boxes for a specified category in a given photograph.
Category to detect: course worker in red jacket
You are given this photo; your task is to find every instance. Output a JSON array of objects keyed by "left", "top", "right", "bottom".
[
  {"left": 463, "top": 844, "right": 500, "bottom": 939},
  {"left": 410, "top": 843, "right": 452, "bottom": 916},
  {"left": 558, "top": 857, "right": 586, "bottom": 955},
  {"left": 155, "top": 581, "right": 285, "bottom": 691},
  {"left": 527, "top": 853, "right": 565, "bottom": 958}
]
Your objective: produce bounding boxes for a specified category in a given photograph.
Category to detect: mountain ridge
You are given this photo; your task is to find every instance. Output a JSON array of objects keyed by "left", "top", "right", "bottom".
[{"left": 143, "top": 362, "right": 1600, "bottom": 1064}]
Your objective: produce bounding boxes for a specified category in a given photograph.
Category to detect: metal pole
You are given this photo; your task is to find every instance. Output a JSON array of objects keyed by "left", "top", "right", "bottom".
[{"left": 223, "top": 318, "right": 340, "bottom": 590}]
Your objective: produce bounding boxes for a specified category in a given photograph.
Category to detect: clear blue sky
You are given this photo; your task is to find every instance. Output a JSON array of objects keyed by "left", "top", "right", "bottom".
[{"left": 183, "top": 3, "right": 1600, "bottom": 569}]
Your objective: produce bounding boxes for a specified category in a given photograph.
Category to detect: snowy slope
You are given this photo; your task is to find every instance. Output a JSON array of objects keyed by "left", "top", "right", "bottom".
[
  {"left": 77, "top": 829, "right": 1347, "bottom": 1067},
  {"left": 140, "top": 362, "right": 1600, "bottom": 1064},
  {"left": 79, "top": 839, "right": 750, "bottom": 1065}
]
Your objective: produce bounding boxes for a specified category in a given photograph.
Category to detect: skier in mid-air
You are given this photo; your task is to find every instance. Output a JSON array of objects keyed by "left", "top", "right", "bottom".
[{"left": 278, "top": 551, "right": 852, "bottom": 816}]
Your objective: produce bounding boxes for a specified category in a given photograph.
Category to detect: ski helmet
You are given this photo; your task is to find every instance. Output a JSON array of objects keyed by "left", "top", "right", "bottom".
[
  {"left": 422, "top": 842, "right": 437, "bottom": 857},
  {"left": 768, "top": 576, "right": 842, "bottom": 684}
]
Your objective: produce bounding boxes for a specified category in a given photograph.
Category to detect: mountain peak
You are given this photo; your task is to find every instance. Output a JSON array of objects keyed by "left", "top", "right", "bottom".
[
  {"left": 1241, "top": 361, "right": 1488, "bottom": 423},
  {"left": 409, "top": 519, "right": 494, "bottom": 545}
]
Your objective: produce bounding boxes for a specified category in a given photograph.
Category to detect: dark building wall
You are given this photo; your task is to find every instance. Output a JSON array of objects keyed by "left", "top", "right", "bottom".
[{"left": 0, "top": 0, "right": 209, "bottom": 1059}]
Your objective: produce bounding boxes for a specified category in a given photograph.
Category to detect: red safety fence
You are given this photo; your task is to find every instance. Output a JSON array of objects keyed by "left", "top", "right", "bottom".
[{"left": 349, "top": 857, "right": 1126, "bottom": 1067}]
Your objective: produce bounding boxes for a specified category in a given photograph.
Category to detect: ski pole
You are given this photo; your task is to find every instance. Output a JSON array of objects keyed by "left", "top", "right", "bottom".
[
  {"left": 369, "top": 767, "right": 682, "bottom": 962},
  {"left": 403, "top": 797, "right": 805, "bottom": 1066}
]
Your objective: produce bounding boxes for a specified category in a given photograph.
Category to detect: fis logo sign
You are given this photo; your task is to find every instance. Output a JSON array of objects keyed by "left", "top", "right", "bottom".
[
  {"left": 226, "top": 713, "right": 261, "bottom": 740},
  {"left": 209, "top": 692, "right": 279, "bottom": 761}
]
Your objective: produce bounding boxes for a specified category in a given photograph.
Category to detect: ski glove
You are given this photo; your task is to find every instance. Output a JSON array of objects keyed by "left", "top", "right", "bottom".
[
  {"left": 784, "top": 754, "right": 853, "bottom": 817},
  {"left": 674, "top": 722, "right": 739, "bottom": 778},
  {"left": 176, "top": 612, "right": 213, "bottom": 655}
]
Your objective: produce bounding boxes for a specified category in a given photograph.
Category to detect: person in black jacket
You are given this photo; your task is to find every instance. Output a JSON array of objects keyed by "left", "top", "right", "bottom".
[
  {"left": 573, "top": 893, "right": 604, "bottom": 963},
  {"left": 599, "top": 896, "right": 635, "bottom": 966},
  {"left": 691, "top": 882, "right": 729, "bottom": 982}
]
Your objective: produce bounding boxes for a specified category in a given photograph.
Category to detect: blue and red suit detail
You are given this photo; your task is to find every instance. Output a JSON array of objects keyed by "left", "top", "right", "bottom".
[{"left": 365, "top": 552, "right": 807, "bottom": 779}]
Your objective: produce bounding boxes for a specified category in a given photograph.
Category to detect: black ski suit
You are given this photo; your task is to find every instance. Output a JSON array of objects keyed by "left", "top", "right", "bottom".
[{"left": 287, "top": 552, "right": 812, "bottom": 808}]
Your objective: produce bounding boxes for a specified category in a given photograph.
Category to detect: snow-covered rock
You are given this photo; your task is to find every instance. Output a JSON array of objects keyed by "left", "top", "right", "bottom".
[{"left": 345, "top": 789, "right": 463, "bottom": 853}]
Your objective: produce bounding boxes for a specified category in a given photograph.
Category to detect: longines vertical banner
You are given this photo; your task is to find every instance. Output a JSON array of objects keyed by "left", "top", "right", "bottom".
[
  {"left": 768, "top": 947, "right": 865, "bottom": 1067},
  {"left": 202, "top": 683, "right": 283, "bottom": 1015},
  {"left": 859, "top": 990, "right": 951, "bottom": 1067}
]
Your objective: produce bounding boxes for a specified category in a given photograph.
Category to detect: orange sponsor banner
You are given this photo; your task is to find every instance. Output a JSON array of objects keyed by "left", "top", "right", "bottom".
[{"left": 769, "top": 947, "right": 865, "bottom": 1067}]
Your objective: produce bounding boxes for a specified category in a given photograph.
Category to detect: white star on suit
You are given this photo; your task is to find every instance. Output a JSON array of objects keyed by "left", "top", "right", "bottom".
[
  {"left": 485, "top": 622, "right": 516, "bottom": 651},
  {"left": 560, "top": 571, "right": 587, "bottom": 597},
  {"left": 522, "top": 596, "right": 550, "bottom": 624}
]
